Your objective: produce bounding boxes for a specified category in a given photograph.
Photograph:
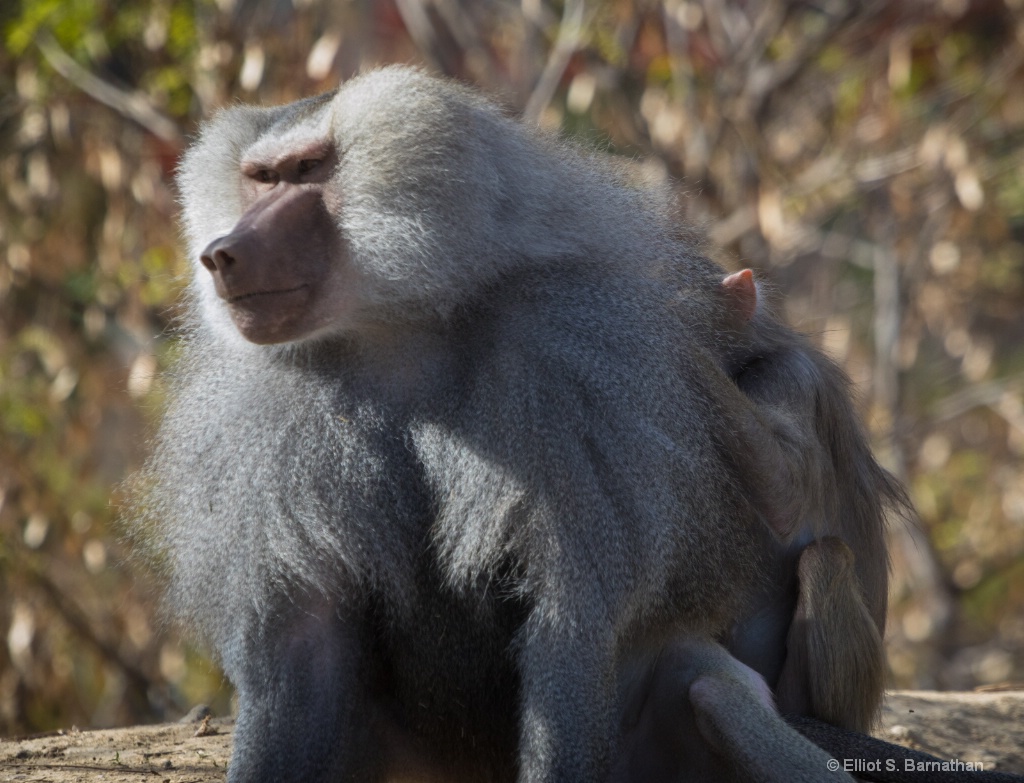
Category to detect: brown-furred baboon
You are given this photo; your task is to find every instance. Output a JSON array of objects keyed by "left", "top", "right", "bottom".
[{"left": 129, "top": 66, "right": 905, "bottom": 782}]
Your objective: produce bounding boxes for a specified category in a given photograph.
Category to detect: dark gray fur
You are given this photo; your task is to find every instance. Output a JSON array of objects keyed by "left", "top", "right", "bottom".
[{"left": 129, "top": 66, "right": 886, "bottom": 782}]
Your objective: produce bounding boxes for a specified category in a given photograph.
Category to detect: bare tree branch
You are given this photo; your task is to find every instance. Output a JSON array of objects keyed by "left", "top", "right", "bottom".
[
  {"left": 932, "top": 372, "right": 1024, "bottom": 424},
  {"left": 37, "top": 32, "right": 183, "bottom": 146},
  {"left": 523, "top": 0, "right": 586, "bottom": 124}
]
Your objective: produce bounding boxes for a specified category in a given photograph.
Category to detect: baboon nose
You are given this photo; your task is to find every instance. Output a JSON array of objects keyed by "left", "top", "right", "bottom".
[{"left": 200, "top": 238, "right": 236, "bottom": 274}]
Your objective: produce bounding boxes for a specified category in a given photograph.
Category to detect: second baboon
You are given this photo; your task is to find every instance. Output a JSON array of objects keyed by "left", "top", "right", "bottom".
[{"left": 716, "top": 268, "right": 903, "bottom": 732}]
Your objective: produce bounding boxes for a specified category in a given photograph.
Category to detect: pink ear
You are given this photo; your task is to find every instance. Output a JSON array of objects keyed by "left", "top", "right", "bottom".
[{"left": 722, "top": 269, "right": 757, "bottom": 323}]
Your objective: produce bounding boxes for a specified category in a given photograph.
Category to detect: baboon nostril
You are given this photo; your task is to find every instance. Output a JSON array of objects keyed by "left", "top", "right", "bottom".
[{"left": 200, "top": 241, "right": 236, "bottom": 273}]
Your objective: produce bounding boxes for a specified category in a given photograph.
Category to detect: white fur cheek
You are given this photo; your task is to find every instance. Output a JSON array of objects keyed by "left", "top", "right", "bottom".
[{"left": 190, "top": 269, "right": 249, "bottom": 347}]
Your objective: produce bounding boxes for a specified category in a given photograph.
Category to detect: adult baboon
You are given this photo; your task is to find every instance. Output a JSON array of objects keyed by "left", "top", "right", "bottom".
[{"left": 130, "top": 66, "right": 903, "bottom": 782}]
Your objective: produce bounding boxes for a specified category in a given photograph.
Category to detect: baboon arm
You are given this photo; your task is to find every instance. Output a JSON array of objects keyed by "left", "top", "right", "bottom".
[
  {"left": 615, "top": 637, "right": 853, "bottom": 783},
  {"left": 517, "top": 605, "right": 618, "bottom": 783},
  {"left": 224, "top": 606, "right": 370, "bottom": 783},
  {"left": 683, "top": 639, "right": 854, "bottom": 783},
  {"left": 776, "top": 538, "right": 885, "bottom": 732}
]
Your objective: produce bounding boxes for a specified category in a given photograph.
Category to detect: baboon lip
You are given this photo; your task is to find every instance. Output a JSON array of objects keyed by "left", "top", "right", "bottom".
[{"left": 226, "top": 284, "right": 309, "bottom": 304}]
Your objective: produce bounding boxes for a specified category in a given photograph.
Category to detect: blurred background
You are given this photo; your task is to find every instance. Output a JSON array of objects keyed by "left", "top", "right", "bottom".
[{"left": 1, "top": 0, "right": 1023, "bottom": 735}]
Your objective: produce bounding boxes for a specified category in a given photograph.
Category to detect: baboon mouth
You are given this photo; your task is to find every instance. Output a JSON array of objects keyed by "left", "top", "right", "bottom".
[{"left": 226, "top": 284, "right": 308, "bottom": 304}]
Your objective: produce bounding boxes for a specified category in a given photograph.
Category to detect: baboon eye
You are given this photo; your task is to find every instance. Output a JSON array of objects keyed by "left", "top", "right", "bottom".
[
  {"left": 253, "top": 169, "right": 279, "bottom": 185},
  {"left": 297, "top": 158, "right": 321, "bottom": 175}
]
